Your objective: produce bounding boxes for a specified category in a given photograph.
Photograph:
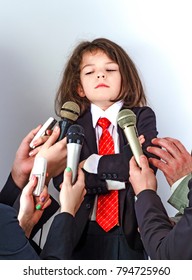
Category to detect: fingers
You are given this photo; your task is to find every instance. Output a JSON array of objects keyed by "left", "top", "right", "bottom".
[
  {"left": 35, "top": 186, "right": 51, "bottom": 210},
  {"left": 30, "top": 135, "right": 50, "bottom": 149},
  {"left": 40, "top": 197, "right": 52, "bottom": 210},
  {"left": 138, "top": 134, "right": 145, "bottom": 145},
  {"left": 147, "top": 145, "right": 173, "bottom": 163},
  {"left": 22, "top": 175, "right": 38, "bottom": 195},
  {"left": 40, "top": 126, "right": 61, "bottom": 149},
  {"left": 130, "top": 155, "right": 149, "bottom": 172},
  {"left": 76, "top": 168, "right": 85, "bottom": 184},
  {"left": 129, "top": 156, "right": 138, "bottom": 169},
  {"left": 150, "top": 137, "right": 185, "bottom": 159},
  {"left": 62, "top": 167, "right": 73, "bottom": 188},
  {"left": 164, "top": 137, "right": 189, "bottom": 154},
  {"left": 25, "top": 125, "right": 42, "bottom": 146},
  {"left": 139, "top": 155, "right": 150, "bottom": 170}
]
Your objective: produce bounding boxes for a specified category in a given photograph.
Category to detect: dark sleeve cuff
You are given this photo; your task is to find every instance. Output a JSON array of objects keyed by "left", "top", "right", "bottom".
[
  {"left": 40, "top": 212, "right": 75, "bottom": 259},
  {"left": 0, "top": 173, "right": 21, "bottom": 206}
]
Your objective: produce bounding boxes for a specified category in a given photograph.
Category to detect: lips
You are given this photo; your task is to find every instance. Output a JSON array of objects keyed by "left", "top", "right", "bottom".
[{"left": 95, "top": 83, "right": 109, "bottom": 89}]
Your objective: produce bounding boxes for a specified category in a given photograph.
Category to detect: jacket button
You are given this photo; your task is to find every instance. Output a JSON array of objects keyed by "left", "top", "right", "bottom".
[
  {"left": 86, "top": 203, "right": 91, "bottom": 209},
  {"left": 112, "top": 173, "right": 118, "bottom": 179},
  {"left": 98, "top": 187, "right": 102, "bottom": 193},
  {"left": 107, "top": 173, "right": 112, "bottom": 179},
  {"left": 101, "top": 173, "right": 107, "bottom": 179}
]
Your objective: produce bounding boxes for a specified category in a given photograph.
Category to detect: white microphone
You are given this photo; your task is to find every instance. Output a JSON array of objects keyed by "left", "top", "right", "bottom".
[
  {"left": 117, "top": 109, "right": 143, "bottom": 167},
  {"left": 66, "top": 124, "right": 85, "bottom": 183}
]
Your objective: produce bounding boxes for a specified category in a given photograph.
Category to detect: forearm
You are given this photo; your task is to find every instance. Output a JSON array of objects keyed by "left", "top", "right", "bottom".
[
  {"left": 40, "top": 212, "right": 75, "bottom": 259},
  {"left": 135, "top": 190, "right": 173, "bottom": 259}
]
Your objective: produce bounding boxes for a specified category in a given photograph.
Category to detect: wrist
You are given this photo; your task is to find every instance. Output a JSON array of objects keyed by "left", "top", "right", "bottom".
[
  {"left": 18, "top": 216, "right": 34, "bottom": 238},
  {"left": 11, "top": 168, "right": 28, "bottom": 190},
  {"left": 60, "top": 206, "right": 75, "bottom": 217}
]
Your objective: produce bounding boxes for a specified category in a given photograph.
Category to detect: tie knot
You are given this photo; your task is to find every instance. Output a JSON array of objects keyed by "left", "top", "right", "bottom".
[{"left": 97, "top": 117, "right": 111, "bottom": 130}]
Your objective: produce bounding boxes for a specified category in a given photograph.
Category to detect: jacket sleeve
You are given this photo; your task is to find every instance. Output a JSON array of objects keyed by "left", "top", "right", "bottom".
[
  {"left": 0, "top": 204, "right": 40, "bottom": 260},
  {"left": 40, "top": 212, "right": 76, "bottom": 259},
  {"left": 168, "top": 174, "right": 190, "bottom": 213},
  {"left": 97, "top": 106, "right": 159, "bottom": 184},
  {"left": 135, "top": 178, "right": 192, "bottom": 259},
  {"left": 0, "top": 174, "right": 21, "bottom": 206}
]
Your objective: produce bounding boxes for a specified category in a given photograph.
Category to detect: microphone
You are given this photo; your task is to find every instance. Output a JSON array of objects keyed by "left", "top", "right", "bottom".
[
  {"left": 66, "top": 124, "right": 85, "bottom": 183},
  {"left": 57, "top": 101, "right": 80, "bottom": 141},
  {"left": 117, "top": 109, "right": 143, "bottom": 167}
]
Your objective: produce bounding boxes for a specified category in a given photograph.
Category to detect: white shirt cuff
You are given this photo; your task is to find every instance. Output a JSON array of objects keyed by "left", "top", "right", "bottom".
[
  {"left": 171, "top": 174, "right": 189, "bottom": 193},
  {"left": 83, "top": 154, "right": 102, "bottom": 173}
]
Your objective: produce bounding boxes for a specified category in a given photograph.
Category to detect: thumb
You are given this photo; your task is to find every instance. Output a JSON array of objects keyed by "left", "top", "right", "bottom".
[
  {"left": 63, "top": 167, "right": 73, "bottom": 187},
  {"left": 23, "top": 175, "right": 38, "bottom": 195},
  {"left": 139, "top": 155, "right": 149, "bottom": 170}
]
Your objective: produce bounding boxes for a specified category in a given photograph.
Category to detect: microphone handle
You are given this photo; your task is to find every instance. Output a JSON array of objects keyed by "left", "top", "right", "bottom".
[
  {"left": 57, "top": 119, "right": 74, "bottom": 141},
  {"left": 123, "top": 125, "right": 143, "bottom": 167},
  {"left": 67, "top": 143, "right": 82, "bottom": 183}
]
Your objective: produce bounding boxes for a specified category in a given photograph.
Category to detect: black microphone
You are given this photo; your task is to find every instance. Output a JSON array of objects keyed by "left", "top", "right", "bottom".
[
  {"left": 117, "top": 109, "right": 143, "bottom": 167},
  {"left": 57, "top": 101, "right": 80, "bottom": 141},
  {"left": 66, "top": 124, "right": 85, "bottom": 183}
]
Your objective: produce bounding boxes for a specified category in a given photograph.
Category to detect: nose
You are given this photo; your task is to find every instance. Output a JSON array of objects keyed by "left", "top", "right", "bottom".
[{"left": 97, "top": 73, "right": 105, "bottom": 79}]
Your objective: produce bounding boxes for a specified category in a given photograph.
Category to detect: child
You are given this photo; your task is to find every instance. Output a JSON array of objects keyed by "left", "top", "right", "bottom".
[{"left": 53, "top": 37, "right": 158, "bottom": 259}]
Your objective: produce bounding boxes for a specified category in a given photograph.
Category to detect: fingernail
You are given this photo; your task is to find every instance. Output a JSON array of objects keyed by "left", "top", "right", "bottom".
[
  {"left": 31, "top": 175, "right": 36, "bottom": 181},
  {"left": 65, "top": 167, "right": 71, "bottom": 172},
  {"left": 29, "top": 151, "right": 33, "bottom": 156},
  {"left": 36, "top": 204, "right": 41, "bottom": 210},
  {"left": 40, "top": 196, "right": 45, "bottom": 202}
]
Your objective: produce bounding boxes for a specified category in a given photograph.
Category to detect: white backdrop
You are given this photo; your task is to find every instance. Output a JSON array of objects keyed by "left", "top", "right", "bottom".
[{"left": 0, "top": 0, "right": 191, "bottom": 217}]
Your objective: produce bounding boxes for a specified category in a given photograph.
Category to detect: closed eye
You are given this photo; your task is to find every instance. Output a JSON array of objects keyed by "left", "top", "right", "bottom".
[{"left": 85, "top": 71, "right": 94, "bottom": 75}]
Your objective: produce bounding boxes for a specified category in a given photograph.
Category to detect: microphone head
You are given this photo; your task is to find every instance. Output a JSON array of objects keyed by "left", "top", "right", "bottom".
[
  {"left": 67, "top": 124, "right": 85, "bottom": 144},
  {"left": 117, "top": 109, "right": 136, "bottom": 128},
  {"left": 60, "top": 101, "right": 80, "bottom": 121}
]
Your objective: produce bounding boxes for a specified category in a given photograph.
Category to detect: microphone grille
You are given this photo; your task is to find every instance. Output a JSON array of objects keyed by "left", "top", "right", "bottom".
[
  {"left": 60, "top": 101, "right": 80, "bottom": 121},
  {"left": 67, "top": 124, "right": 84, "bottom": 135},
  {"left": 117, "top": 109, "right": 136, "bottom": 128},
  {"left": 67, "top": 124, "right": 85, "bottom": 144}
]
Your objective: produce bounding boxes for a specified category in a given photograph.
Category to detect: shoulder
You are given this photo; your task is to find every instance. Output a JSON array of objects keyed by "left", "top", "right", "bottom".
[
  {"left": 131, "top": 106, "right": 157, "bottom": 133},
  {"left": 132, "top": 106, "right": 156, "bottom": 118}
]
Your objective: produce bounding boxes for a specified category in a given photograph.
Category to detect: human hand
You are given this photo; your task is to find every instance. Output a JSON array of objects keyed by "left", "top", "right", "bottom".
[
  {"left": 138, "top": 134, "right": 145, "bottom": 146},
  {"left": 129, "top": 155, "right": 157, "bottom": 196},
  {"left": 59, "top": 167, "right": 86, "bottom": 217},
  {"left": 11, "top": 125, "right": 43, "bottom": 189},
  {"left": 35, "top": 126, "right": 67, "bottom": 184},
  {"left": 18, "top": 176, "right": 51, "bottom": 238},
  {"left": 147, "top": 137, "right": 192, "bottom": 186}
]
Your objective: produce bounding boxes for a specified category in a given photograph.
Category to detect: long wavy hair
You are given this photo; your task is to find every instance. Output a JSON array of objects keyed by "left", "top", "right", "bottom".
[{"left": 55, "top": 38, "right": 147, "bottom": 116}]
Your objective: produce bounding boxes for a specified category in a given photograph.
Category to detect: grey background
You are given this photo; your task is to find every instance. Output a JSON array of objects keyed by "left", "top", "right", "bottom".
[{"left": 0, "top": 0, "right": 191, "bottom": 220}]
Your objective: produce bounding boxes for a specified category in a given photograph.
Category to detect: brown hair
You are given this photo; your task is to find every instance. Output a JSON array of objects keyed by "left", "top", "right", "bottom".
[{"left": 55, "top": 38, "right": 147, "bottom": 116}]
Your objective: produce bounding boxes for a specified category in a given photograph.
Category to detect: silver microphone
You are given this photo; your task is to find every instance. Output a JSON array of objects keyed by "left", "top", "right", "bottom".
[
  {"left": 66, "top": 124, "right": 85, "bottom": 183},
  {"left": 117, "top": 109, "right": 143, "bottom": 167}
]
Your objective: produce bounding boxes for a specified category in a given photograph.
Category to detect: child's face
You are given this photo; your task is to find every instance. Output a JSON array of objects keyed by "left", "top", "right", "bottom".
[{"left": 78, "top": 50, "right": 122, "bottom": 110}]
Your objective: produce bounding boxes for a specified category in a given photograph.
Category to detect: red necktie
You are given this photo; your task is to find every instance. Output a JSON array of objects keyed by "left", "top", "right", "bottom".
[{"left": 96, "top": 117, "right": 119, "bottom": 232}]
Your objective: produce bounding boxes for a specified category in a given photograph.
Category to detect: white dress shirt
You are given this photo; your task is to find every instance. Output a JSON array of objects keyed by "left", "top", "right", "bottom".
[{"left": 82, "top": 101, "right": 126, "bottom": 220}]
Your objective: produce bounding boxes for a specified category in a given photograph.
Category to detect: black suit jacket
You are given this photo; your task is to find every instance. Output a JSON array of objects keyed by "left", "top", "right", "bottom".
[
  {"left": 53, "top": 106, "right": 158, "bottom": 253},
  {"left": 135, "top": 178, "right": 192, "bottom": 260},
  {"left": 0, "top": 203, "right": 40, "bottom": 260},
  {"left": 0, "top": 174, "right": 60, "bottom": 239},
  {"left": 0, "top": 203, "right": 76, "bottom": 259}
]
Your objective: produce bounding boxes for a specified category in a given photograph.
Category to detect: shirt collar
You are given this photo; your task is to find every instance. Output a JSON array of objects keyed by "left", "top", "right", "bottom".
[{"left": 91, "top": 100, "right": 123, "bottom": 128}]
